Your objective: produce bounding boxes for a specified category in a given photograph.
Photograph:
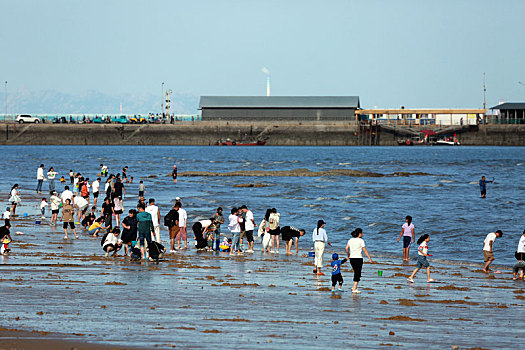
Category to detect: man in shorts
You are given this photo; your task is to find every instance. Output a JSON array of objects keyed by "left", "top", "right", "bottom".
[
  {"left": 61, "top": 198, "right": 78, "bottom": 239},
  {"left": 92, "top": 177, "right": 101, "bottom": 207},
  {"left": 165, "top": 203, "right": 179, "bottom": 253},
  {"left": 281, "top": 226, "right": 306, "bottom": 255},
  {"left": 483, "top": 230, "right": 503, "bottom": 272},
  {"left": 240, "top": 205, "right": 256, "bottom": 253}
]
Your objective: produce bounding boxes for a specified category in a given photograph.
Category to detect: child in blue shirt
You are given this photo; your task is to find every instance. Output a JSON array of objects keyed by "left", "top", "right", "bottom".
[{"left": 331, "top": 253, "right": 348, "bottom": 291}]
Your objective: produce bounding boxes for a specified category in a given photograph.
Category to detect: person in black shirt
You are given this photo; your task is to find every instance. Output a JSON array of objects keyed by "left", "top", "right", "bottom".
[
  {"left": 165, "top": 204, "right": 180, "bottom": 254},
  {"left": 0, "top": 224, "right": 12, "bottom": 241},
  {"left": 121, "top": 209, "right": 138, "bottom": 256},
  {"left": 101, "top": 197, "right": 115, "bottom": 230},
  {"left": 122, "top": 166, "right": 128, "bottom": 183},
  {"left": 113, "top": 177, "right": 125, "bottom": 198},
  {"left": 172, "top": 165, "right": 177, "bottom": 184},
  {"left": 281, "top": 226, "right": 305, "bottom": 255},
  {"left": 82, "top": 206, "right": 97, "bottom": 229}
]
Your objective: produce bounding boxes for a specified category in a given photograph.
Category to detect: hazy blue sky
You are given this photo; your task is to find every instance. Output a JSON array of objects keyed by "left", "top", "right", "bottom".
[{"left": 2, "top": 0, "right": 525, "bottom": 109}]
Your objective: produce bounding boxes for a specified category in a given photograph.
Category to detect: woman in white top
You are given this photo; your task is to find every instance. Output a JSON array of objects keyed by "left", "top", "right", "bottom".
[
  {"left": 47, "top": 167, "right": 58, "bottom": 193},
  {"left": 312, "top": 220, "right": 332, "bottom": 275},
  {"left": 49, "top": 191, "right": 62, "bottom": 225},
  {"left": 397, "top": 215, "right": 415, "bottom": 261},
  {"left": 345, "top": 228, "right": 373, "bottom": 294},
  {"left": 8, "top": 184, "right": 21, "bottom": 216},
  {"left": 103, "top": 227, "right": 123, "bottom": 257},
  {"left": 258, "top": 209, "right": 272, "bottom": 253}
]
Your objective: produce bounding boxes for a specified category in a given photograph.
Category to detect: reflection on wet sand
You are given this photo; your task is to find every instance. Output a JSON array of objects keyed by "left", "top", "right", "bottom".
[{"left": 0, "top": 233, "right": 523, "bottom": 349}]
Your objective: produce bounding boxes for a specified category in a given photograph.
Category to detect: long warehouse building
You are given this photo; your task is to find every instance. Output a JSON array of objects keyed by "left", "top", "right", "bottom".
[{"left": 199, "top": 96, "right": 360, "bottom": 122}]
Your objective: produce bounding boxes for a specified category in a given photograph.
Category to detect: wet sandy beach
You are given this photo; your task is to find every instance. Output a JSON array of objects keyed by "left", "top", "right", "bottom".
[
  {"left": 1, "top": 145, "right": 525, "bottom": 349},
  {"left": 1, "top": 214, "right": 523, "bottom": 349}
]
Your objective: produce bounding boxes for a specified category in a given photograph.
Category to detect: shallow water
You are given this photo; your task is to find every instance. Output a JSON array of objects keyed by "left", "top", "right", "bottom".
[
  {"left": 1, "top": 145, "right": 524, "bottom": 265},
  {"left": 1, "top": 145, "right": 525, "bottom": 348}
]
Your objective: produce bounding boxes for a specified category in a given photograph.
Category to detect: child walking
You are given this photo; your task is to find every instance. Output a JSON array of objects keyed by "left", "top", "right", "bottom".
[
  {"left": 40, "top": 198, "right": 48, "bottom": 219},
  {"left": 407, "top": 234, "right": 435, "bottom": 283},
  {"left": 330, "top": 253, "right": 348, "bottom": 292},
  {"left": 3, "top": 206, "right": 11, "bottom": 226},
  {"left": 397, "top": 215, "right": 415, "bottom": 261}
]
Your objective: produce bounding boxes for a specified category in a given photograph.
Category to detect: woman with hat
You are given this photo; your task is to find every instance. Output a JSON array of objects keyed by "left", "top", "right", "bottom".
[{"left": 312, "top": 219, "right": 332, "bottom": 275}]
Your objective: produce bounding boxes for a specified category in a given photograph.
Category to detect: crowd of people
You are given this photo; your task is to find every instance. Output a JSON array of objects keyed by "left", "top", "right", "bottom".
[{"left": 1, "top": 166, "right": 525, "bottom": 294}]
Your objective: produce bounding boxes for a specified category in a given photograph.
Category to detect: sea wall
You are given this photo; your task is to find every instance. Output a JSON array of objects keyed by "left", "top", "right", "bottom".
[
  {"left": 1, "top": 122, "right": 525, "bottom": 146},
  {"left": 0, "top": 122, "right": 362, "bottom": 146}
]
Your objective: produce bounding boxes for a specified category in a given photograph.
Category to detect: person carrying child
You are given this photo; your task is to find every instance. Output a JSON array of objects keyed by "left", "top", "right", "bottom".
[
  {"left": 330, "top": 253, "right": 348, "bottom": 292},
  {"left": 407, "top": 234, "right": 434, "bottom": 283}
]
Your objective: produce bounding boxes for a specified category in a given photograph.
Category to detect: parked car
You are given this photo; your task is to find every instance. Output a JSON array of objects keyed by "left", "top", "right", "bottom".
[
  {"left": 112, "top": 115, "right": 128, "bottom": 124},
  {"left": 129, "top": 116, "right": 147, "bottom": 124},
  {"left": 16, "top": 114, "right": 40, "bottom": 123}
]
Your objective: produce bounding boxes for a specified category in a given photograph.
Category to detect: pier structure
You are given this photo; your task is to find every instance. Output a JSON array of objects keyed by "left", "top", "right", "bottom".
[{"left": 355, "top": 108, "right": 486, "bottom": 127}]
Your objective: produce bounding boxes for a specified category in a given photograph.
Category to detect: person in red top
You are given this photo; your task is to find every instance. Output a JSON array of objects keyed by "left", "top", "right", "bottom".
[{"left": 80, "top": 178, "right": 90, "bottom": 201}]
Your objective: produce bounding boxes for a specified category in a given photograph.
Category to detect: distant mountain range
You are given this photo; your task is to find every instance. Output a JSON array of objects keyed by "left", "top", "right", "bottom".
[{"left": 4, "top": 89, "right": 200, "bottom": 115}]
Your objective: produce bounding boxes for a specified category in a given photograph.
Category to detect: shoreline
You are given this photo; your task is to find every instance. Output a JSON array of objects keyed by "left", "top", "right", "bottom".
[
  {"left": 0, "top": 328, "right": 137, "bottom": 350},
  {"left": 1, "top": 122, "right": 525, "bottom": 146},
  {"left": 1, "top": 250, "right": 522, "bottom": 349}
]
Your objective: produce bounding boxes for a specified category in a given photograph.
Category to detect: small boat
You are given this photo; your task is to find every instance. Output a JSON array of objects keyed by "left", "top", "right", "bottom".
[
  {"left": 436, "top": 136, "right": 460, "bottom": 146},
  {"left": 217, "top": 139, "right": 266, "bottom": 146},
  {"left": 436, "top": 140, "right": 460, "bottom": 146}
]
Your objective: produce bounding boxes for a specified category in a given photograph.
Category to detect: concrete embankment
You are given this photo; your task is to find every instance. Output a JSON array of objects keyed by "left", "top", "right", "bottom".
[{"left": 1, "top": 122, "right": 525, "bottom": 146}]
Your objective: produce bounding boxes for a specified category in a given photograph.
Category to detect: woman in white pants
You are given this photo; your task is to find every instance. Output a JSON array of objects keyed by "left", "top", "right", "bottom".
[{"left": 312, "top": 220, "right": 332, "bottom": 275}]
